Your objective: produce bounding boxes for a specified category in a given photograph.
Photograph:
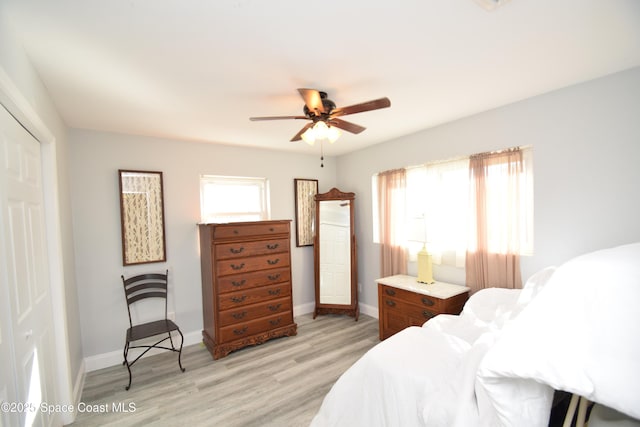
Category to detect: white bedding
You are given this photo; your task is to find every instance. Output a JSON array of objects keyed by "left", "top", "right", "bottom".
[
  {"left": 311, "top": 242, "right": 640, "bottom": 427},
  {"left": 479, "top": 242, "right": 640, "bottom": 422}
]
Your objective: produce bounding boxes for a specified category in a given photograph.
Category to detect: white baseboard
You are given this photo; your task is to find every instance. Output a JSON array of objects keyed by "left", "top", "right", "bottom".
[
  {"left": 293, "top": 302, "right": 315, "bottom": 316},
  {"left": 359, "top": 302, "right": 378, "bottom": 319},
  {"left": 85, "top": 302, "right": 378, "bottom": 372}
]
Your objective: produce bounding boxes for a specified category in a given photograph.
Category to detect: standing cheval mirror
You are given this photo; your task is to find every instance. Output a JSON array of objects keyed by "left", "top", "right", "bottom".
[{"left": 313, "top": 188, "right": 358, "bottom": 320}]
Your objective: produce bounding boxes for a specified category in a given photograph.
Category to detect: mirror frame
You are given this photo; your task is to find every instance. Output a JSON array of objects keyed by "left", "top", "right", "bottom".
[
  {"left": 294, "top": 178, "right": 318, "bottom": 247},
  {"left": 118, "top": 169, "right": 167, "bottom": 266},
  {"left": 313, "top": 187, "right": 358, "bottom": 320}
]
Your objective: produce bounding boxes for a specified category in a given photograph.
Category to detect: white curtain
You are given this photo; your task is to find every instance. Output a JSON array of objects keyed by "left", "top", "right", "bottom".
[
  {"left": 406, "top": 158, "right": 470, "bottom": 267},
  {"left": 376, "top": 169, "right": 408, "bottom": 277},
  {"left": 466, "top": 147, "right": 534, "bottom": 293}
]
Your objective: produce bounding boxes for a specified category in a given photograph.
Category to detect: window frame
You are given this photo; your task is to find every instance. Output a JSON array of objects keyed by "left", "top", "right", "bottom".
[{"left": 199, "top": 175, "right": 271, "bottom": 223}]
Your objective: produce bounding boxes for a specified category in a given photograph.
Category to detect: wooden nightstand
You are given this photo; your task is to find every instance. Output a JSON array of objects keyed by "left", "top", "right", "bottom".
[{"left": 376, "top": 275, "right": 470, "bottom": 340}]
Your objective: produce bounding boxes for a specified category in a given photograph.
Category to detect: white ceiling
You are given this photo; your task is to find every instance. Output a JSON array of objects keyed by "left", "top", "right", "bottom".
[{"left": 4, "top": 0, "right": 640, "bottom": 156}]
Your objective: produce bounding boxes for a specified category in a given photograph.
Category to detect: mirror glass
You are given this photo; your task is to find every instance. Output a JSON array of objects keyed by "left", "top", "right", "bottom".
[
  {"left": 119, "top": 170, "right": 166, "bottom": 265},
  {"left": 318, "top": 200, "right": 351, "bottom": 304}
]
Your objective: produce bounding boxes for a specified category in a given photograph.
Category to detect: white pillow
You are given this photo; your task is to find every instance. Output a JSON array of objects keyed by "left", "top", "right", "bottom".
[
  {"left": 478, "top": 242, "right": 640, "bottom": 421},
  {"left": 462, "top": 287, "right": 521, "bottom": 324},
  {"left": 508, "top": 266, "right": 556, "bottom": 320}
]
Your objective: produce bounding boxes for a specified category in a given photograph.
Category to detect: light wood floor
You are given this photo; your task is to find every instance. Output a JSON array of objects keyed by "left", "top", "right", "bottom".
[{"left": 71, "top": 313, "right": 379, "bottom": 427}]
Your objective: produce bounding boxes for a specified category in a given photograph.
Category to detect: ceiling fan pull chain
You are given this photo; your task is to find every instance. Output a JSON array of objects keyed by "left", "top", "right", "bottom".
[{"left": 320, "top": 139, "right": 324, "bottom": 168}]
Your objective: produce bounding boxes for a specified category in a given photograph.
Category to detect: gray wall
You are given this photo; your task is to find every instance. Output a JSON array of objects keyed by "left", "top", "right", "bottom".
[
  {"left": 69, "top": 130, "right": 337, "bottom": 361},
  {"left": 337, "top": 66, "right": 640, "bottom": 309}
]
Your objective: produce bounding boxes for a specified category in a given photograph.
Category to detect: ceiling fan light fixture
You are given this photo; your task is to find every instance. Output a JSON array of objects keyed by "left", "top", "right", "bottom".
[
  {"left": 314, "top": 121, "right": 329, "bottom": 139},
  {"left": 301, "top": 127, "right": 316, "bottom": 145},
  {"left": 327, "top": 125, "right": 341, "bottom": 143},
  {"left": 301, "top": 121, "right": 341, "bottom": 145}
]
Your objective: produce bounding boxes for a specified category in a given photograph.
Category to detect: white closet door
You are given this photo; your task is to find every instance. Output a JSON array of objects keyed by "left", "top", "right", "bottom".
[{"left": 0, "top": 106, "right": 56, "bottom": 427}]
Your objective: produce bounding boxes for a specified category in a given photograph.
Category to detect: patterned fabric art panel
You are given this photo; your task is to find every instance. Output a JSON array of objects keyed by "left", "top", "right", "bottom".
[{"left": 121, "top": 173, "right": 165, "bottom": 264}]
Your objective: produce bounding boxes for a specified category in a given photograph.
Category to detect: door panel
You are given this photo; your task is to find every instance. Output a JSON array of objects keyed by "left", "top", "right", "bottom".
[{"left": 0, "top": 106, "right": 55, "bottom": 427}]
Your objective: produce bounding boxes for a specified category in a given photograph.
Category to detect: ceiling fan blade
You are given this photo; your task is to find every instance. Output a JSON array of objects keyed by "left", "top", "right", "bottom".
[
  {"left": 331, "top": 97, "right": 391, "bottom": 117},
  {"left": 291, "top": 122, "right": 314, "bottom": 141},
  {"left": 329, "top": 118, "right": 366, "bottom": 134},
  {"left": 250, "top": 115, "right": 307, "bottom": 121},
  {"left": 298, "top": 88, "right": 325, "bottom": 114}
]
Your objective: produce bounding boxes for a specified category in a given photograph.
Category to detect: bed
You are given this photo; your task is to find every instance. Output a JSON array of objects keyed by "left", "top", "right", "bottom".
[{"left": 311, "top": 242, "right": 640, "bottom": 427}]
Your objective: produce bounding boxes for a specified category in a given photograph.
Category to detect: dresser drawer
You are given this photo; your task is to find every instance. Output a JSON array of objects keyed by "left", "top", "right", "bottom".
[
  {"left": 381, "top": 296, "right": 438, "bottom": 324},
  {"left": 216, "top": 253, "right": 290, "bottom": 276},
  {"left": 217, "top": 267, "right": 290, "bottom": 294},
  {"left": 218, "top": 282, "right": 292, "bottom": 310},
  {"left": 380, "top": 284, "right": 443, "bottom": 311},
  {"left": 219, "top": 312, "right": 294, "bottom": 343},
  {"left": 212, "top": 222, "right": 290, "bottom": 239},
  {"left": 215, "top": 238, "right": 289, "bottom": 260},
  {"left": 218, "top": 297, "right": 292, "bottom": 327}
]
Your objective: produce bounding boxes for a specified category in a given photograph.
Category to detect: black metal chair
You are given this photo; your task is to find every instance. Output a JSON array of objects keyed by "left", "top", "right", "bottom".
[{"left": 121, "top": 270, "right": 185, "bottom": 390}]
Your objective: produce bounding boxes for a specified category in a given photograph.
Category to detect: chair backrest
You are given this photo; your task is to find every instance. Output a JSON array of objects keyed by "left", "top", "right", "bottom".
[{"left": 121, "top": 270, "right": 169, "bottom": 328}]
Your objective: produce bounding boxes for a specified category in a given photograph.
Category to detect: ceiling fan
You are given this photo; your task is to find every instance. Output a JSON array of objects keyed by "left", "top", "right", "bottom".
[{"left": 250, "top": 88, "right": 391, "bottom": 144}]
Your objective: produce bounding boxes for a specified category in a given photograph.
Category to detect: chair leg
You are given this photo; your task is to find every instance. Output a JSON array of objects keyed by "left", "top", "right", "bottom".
[
  {"left": 123, "top": 330, "right": 185, "bottom": 391},
  {"left": 168, "top": 331, "right": 176, "bottom": 350},
  {"left": 123, "top": 340, "right": 133, "bottom": 391},
  {"left": 177, "top": 330, "right": 186, "bottom": 373}
]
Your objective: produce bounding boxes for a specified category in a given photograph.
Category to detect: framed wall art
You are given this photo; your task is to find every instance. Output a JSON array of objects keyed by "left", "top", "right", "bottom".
[
  {"left": 118, "top": 169, "right": 167, "bottom": 265},
  {"left": 294, "top": 178, "right": 318, "bottom": 247}
]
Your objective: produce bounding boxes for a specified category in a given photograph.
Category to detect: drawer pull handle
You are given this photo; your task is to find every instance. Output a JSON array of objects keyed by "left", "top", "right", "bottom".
[
  {"left": 233, "top": 326, "right": 248, "bottom": 335},
  {"left": 267, "top": 243, "right": 279, "bottom": 250},
  {"left": 231, "top": 279, "right": 246, "bottom": 287},
  {"left": 230, "top": 247, "right": 244, "bottom": 254},
  {"left": 269, "top": 227, "right": 275, "bottom": 232},
  {"left": 267, "top": 259, "right": 280, "bottom": 265},
  {"left": 231, "top": 263, "right": 245, "bottom": 270},
  {"left": 422, "top": 297, "right": 434, "bottom": 307},
  {"left": 423, "top": 310, "right": 435, "bottom": 319},
  {"left": 232, "top": 311, "right": 247, "bottom": 320},
  {"left": 385, "top": 299, "right": 396, "bottom": 307},
  {"left": 268, "top": 273, "right": 281, "bottom": 281},
  {"left": 269, "top": 318, "right": 282, "bottom": 326},
  {"left": 268, "top": 289, "right": 281, "bottom": 296},
  {"left": 385, "top": 288, "right": 396, "bottom": 296},
  {"left": 231, "top": 295, "right": 247, "bottom": 303},
  {"left": 268, "top": 304, "right": 282, "bottom": 311},
  {"left": 233, "top": 229, "right": 239, "bottom": 234}
]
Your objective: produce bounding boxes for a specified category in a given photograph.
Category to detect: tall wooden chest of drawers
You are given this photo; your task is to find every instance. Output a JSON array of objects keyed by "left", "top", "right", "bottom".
[{"left": 198, "top": 220, "right": 297, "bottom": 359}]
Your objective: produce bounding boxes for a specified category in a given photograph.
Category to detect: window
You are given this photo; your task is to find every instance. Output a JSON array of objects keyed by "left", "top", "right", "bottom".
[
  {"left": 200, "top": 175, "right": 270, "bottom": 223},
  {"left": 406, "top": 157, "right": 470, "bottom": 267},
  {"left": 372, "top": 146, "right": 533, "bottom": 268}
]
